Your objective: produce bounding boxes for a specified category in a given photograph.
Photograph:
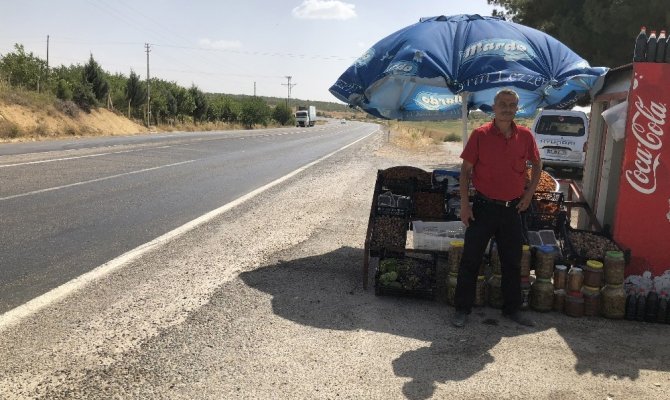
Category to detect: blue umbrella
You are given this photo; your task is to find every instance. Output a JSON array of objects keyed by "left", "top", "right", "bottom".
[{"left": 329, "top": 14, "right": 608, "bottom": 135}]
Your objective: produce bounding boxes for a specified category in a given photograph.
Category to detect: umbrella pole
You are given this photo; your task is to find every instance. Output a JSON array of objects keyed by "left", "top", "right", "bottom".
[{"left": 461, "top": 92, "right": 469, "bottom": 146}]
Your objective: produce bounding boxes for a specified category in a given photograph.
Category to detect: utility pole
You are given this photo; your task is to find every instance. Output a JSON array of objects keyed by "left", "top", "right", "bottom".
[
  {"left": 282, "top": 76, "right": 297, "bottom": 109},
  {"left": 45, "top": 35, "right": 49, "bottom": 86},
  {"left": 254, "top": 81, "right": 256, "bottom": 97},
  {"left": 145, "top": 43, "right": 151, "bottom": 128}
]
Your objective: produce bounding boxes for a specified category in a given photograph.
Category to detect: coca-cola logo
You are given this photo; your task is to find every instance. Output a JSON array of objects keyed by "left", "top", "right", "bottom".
[{"left": 624, "top": 95, "right": 667, "bottom": 194}]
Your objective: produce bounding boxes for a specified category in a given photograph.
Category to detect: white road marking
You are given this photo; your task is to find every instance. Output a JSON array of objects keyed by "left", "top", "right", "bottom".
[
  {"left": 0, "top": 146, "right": 173, "bottom": 168},
  {"left": 0, "top": 160, "right": 196, "bottom": 201},
  {"left": 0, "top": 129, "right": 377, "bottom": 331}
]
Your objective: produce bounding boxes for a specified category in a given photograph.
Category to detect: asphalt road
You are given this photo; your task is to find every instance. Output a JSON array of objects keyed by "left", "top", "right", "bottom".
[{"left": 0, "top": 121, "right": 376, "bottom": 313}]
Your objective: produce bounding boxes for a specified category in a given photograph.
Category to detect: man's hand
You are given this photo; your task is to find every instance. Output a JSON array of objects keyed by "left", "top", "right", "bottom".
[
  {"left": 516, "top": 190, "right": 533, "bottom": 213},
  {"left": 461, "top": 202, "right": 474, "bottom": 227}
]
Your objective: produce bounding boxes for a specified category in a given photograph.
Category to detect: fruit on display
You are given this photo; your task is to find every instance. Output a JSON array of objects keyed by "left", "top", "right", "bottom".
[{"left": 377, "top": 257, "right": 434, "bottom": 291}]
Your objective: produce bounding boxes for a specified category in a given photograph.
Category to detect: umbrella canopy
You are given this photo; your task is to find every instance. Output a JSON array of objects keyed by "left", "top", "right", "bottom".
[{"left": 329, "top": 14, "right": 608, "bottom": 121}]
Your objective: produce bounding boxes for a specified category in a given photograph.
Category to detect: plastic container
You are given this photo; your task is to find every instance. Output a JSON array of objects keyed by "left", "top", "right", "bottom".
[
  {"left": 658, "top": 291, "right": 669, "bottom": 324},
  {"left": 553, "top": 289, "right": 566, "bottom": 312},
  {"left": 447, "top": 272, "right": 458, "bottom": 306},
  {"left": 583, "top": 260, "right": 604, "bottom": 288},
  {"left": 635, "top": 289, "right": 647, "bottom": 322},
  {"left": 412, "top": 220, "right": 465, "bottom": 252},
  {"left": 582, "top": 285, "right": 601, "bottom": 317},
  {"left": 604, "top": 250, "right": 625, "bottom": 285},
  {"left": 534, "top": 245, "right": 555, "bottom": 279},
  {"left": 487, "top": 274, "right": 504, "bottom": 309},
  {"left": 565, "top": 291, "right": 585, "bottom": 317},
  {"left": 520, "top": 245, "right": 531, "bottom": 277},
  {"left": 447, "top": 240, "right": 464, "bottom": 274},
  {"left": 645, "top": 290, "right": 659, "bottom": 322},
  {"left": 531, "top": 278, "right": 554, "bottom": 312},
  {"left": 474, "top": 275, "right": 486, "bottom": 307},
  {"left": 567, "top": 267, "right": 584, "bottom": 292},
  {"left": 553, "top": 265, "right": 568, "bottom": 290},
  {"left": 520, "top": 276, "right": 531, "bottom": 310},
  {"left": 625, "top": 291, "right": 637, "bottom": 320},
  {"left": 601, "top": 284, "right": 626, "bottom": 319}
]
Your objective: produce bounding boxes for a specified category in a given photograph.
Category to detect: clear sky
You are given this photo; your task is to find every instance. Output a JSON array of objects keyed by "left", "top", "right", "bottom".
[{"left": 0, "top": 0, "right": 497, "bottom": 103}]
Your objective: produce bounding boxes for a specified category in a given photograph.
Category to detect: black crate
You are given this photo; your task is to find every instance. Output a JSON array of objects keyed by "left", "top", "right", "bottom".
[
  {"left": 561, "top": 226, "right": 630, "bottom": 265},
  {"left": 375, "top": 253, "right": 436, "bottom": 299}
]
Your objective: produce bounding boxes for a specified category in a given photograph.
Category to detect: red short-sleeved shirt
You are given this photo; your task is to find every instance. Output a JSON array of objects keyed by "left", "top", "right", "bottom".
[{"left": 460, "top": 120, "right": 540, "bottom": 201}]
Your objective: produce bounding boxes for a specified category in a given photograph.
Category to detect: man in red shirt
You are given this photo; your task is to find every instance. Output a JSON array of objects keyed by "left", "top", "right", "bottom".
[{"left": 452, "top": 88, "right": 542, "bottom": 328}]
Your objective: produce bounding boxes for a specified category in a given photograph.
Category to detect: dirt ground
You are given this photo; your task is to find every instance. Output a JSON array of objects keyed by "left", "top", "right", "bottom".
[{"left": 0, "top": 126, "right": 668, "bottom": 399}]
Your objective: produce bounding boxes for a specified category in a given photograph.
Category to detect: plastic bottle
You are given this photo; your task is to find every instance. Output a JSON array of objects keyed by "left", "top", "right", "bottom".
[
  {"left": 657, "top": 291, "right": 668, "bottom": 324},
  {"left": 645, "top": 289, "right": 659, "bottom": 322},
  {"left": 636, "top": 288, "right": 647, "bottom": 322},
  {"left": 634, "top": 26, "right": 648, "bottom": 62},
  {"left": 520, "top": 276, "right": 531, "bottom": 310},
  {"left": 666, "top": 36, "right": 670, "bottom": 63},
  {"left": 625, "top": 289, "right": 637, "bottom": 320},
  {"left": 656, "top": 30, "right": 667, "bottom": 62},
  {"left": 646, "top": 30, "right": 658, "bottom": 62}
]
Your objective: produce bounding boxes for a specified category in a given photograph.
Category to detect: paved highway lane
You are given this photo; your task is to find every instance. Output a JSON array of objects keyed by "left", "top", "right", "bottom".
[{"left": 0, "top": 121, "right": 378, "bottom": 313}]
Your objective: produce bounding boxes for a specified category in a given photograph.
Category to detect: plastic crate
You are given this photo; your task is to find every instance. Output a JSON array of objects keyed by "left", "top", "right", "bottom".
[
  {"left": 375, "top": 253, "right": 436, "bottom": 299},
  {"left": 561, "top": 226, "right": 630, "bottom": 265},
  {"left": 411, "top": 220, "right": 466, "bottom": 252},
  {"left": 370, "top": 215, "right": 408, "bottom": 252}
]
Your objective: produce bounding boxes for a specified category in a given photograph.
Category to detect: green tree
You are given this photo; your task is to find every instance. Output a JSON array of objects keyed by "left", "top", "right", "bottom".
[
  {"left": 83, "top": 54, "right": 109, "bottom": 102},
  {"left": 239, "top": 97, "right": 271, "bottom": 129},
  {"left": 487, "top": 0, "right": 670, "bottom": 67},
  {"left": 71, "top": 81, "right": 97, "bottom": 112},
  {"left": 175, "top": 87, "right": 195, "bottom": 123},
  {"left": 125, "top": 70, "right": 146, "bottom": 118},
  {"left": 189, "top": 85, "right": 208, "bottom": 124},
  {"left": 0, "top": 44, "right": 47, "bottom": 90},
  {"left": 272, "top": 103, "right": 294, "bottom": 126},
  {"left": 55, "top": 79, "right": 73, "bottom": 101}
]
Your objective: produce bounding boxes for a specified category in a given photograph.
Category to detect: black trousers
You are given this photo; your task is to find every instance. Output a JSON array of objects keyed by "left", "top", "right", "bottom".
[{"left": 455, "top": 198, "right": 523, "bottom": 315}]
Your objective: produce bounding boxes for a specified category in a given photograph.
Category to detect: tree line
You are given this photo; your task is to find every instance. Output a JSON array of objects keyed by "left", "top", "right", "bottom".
[{"left": 0, "top": 44, "right": 295, "bottom": 128}]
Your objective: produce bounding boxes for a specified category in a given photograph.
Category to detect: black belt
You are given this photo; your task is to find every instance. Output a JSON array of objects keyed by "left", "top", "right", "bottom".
[{"left": 475, "top": 192, "right": 520, "bottom": 208}]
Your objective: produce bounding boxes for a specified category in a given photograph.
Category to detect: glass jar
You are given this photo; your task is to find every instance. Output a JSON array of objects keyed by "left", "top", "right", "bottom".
[
  {"left": 567, "top": 267, "right": 584, "bottom": 292},
  {"left": 583, "top": 260, "right": 604, "bottom": 288},
  {"left": 604, "top": 251, "right": 625, "bottom": 285},
  {"left": 448, "top": 240, "right": 464, "bottom": 274},
  {"left": 601, "top": 284, "right": 626, "bottom": 319},
  {"left": 565, "top": 291, "right": 585, "bottom": 317},
  {"left": 534, "top": 245, "right": 555, "bottom": 279},
  {"left": 474, "top": 275, "right": 486, "bottom": 306},
  {"left": 531, "top": 278, "right": 554, "bottom": 312},
  {"left": 553, "top": 265, "right": 568, "bottom": 291},
  {"left": 553, "top": 289, "right": 566, "bottom": 312},
  {"left": 487, "top": 274, "right": 504, "bottom": 309},
  {"left": 490, "top": 243, "right": 501, "bottom": 276},
  {"left": 582, "top": 285, "right": 601, "bottom": 317},
  {"left": 446, "top": 272, "right": 458, "bottom": 306},
  {"left": 520, "top": 245, "right": 532, "bottom": 277}
]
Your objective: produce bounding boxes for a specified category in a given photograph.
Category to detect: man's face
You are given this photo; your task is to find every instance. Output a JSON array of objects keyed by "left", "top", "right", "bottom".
[{"left": 493, "top": 94, "right": 518, "bottom": 123}]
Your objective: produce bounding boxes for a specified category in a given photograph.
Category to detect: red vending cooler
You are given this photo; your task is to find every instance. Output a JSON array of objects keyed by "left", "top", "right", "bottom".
[{"left": 613, "top": 62, "right": 670, "bottom": 275}]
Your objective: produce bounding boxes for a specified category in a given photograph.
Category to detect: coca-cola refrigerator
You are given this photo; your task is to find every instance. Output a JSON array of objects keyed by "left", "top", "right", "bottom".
[{"left": 612, "top": 62, "right": 670, "bottom": 275}]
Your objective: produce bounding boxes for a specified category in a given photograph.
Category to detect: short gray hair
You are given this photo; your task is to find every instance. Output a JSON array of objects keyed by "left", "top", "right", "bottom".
[{"left": 494, "top": 88, "right": 520, "bottom": 104}]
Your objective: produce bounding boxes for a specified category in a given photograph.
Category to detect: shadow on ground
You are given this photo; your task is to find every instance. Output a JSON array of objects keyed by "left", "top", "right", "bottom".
[{"left": 240, "top": 246, "right": 669, "bottom": 400}]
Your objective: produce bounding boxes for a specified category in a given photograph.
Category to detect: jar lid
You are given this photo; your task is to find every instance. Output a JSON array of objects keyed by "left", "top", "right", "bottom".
[
  {"left": 477, "top": 275, "right": 485, "bottom": 280},
  {"left": 582, "top": 285, "right": 600, "bottom": 295},
  {"left": 522, "top": 244, "right": 530, "bottom": 251},
  {"left": 586, "top": 260, "right": 603, "bottom": 269},
  {"left": 449, "top": 272, "right": 459, "bottom": 277},
  {"left": 570, "top": 267, "right": 583, "bottom": 273},
  {"left": 554, "top": 289, "right": 566, "bottom": 295},
  {"left": 606, "top": 250, "right": 624, "bottom": 259},
  {"left": 567, "top": 290, "right": 584, "bottom": 298},
  {"left": 536, "top": 278, "right": 552, "bottom": 283},
  {"left": 537, "top": 245, "right": 555, "bottom": 253},
  {"left": 451, "top": 240, "right": 464, "bottom": 247},
  {"left": 555, "top": 265, "right": 567, "bottom": 271}
]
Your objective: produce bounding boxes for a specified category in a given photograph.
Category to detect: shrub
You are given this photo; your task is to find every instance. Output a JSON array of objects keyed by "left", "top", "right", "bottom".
[
  {"left": 0, "top": 120, "right": 23, "bottom": 139},
  {"left": 443, "top": 132, "right": 461, "bottom": 142},
  {"left": 55, "top": 99, "right": 80, "bottom": 118}
]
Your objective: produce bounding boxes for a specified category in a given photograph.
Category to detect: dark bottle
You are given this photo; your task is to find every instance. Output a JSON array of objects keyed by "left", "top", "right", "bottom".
[
  {"left": 634, "top": 26, "right": 648, "bottom": 62},
  {"left": 635, "top": 289, "right": 647, "bottom": 321},
  {"left": 645, "top": 289, "right": 659, "bottom": 322},
  {"left": 625, "top": 291, "right": 637, "bottom": 320},
  {"left": 655, "top": 30, "right": 667, "bottom": 63},
  {"left": 665, "top": 36, "right": 670, "bottom": 63},
  {"left": 657, "top": 291, "right": 668, "bottom": 324},
  {"left": 646, "top": 30, "right": 658, "bottom": 62}
]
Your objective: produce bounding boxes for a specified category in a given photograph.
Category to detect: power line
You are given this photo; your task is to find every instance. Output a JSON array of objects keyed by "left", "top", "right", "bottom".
[{"left": 281, "top": 76, "right": 297, "bottom": 108}]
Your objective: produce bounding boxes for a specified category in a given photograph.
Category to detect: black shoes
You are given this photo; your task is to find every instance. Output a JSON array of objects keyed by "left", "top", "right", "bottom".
[
  {"left": 503, "top": 311, "right": 536, "bottom": 327},
  {"left": 451, "top": 310, "right": 468, "bottom": 328}
]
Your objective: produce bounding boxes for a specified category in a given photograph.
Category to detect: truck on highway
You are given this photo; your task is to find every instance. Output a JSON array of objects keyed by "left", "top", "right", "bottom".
[{"left": 295, "top": 105, "right": 316, "bottom": 127}]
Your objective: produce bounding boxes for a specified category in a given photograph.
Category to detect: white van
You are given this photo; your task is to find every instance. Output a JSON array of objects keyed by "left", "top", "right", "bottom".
[{"left": 531, "top": 109, "right": 589, "bottom": 172}]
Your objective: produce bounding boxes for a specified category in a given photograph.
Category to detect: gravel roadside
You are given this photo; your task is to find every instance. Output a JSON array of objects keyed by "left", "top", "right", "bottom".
[{"left": 0, "top": 126, "right": 668, "bottom": 399}]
